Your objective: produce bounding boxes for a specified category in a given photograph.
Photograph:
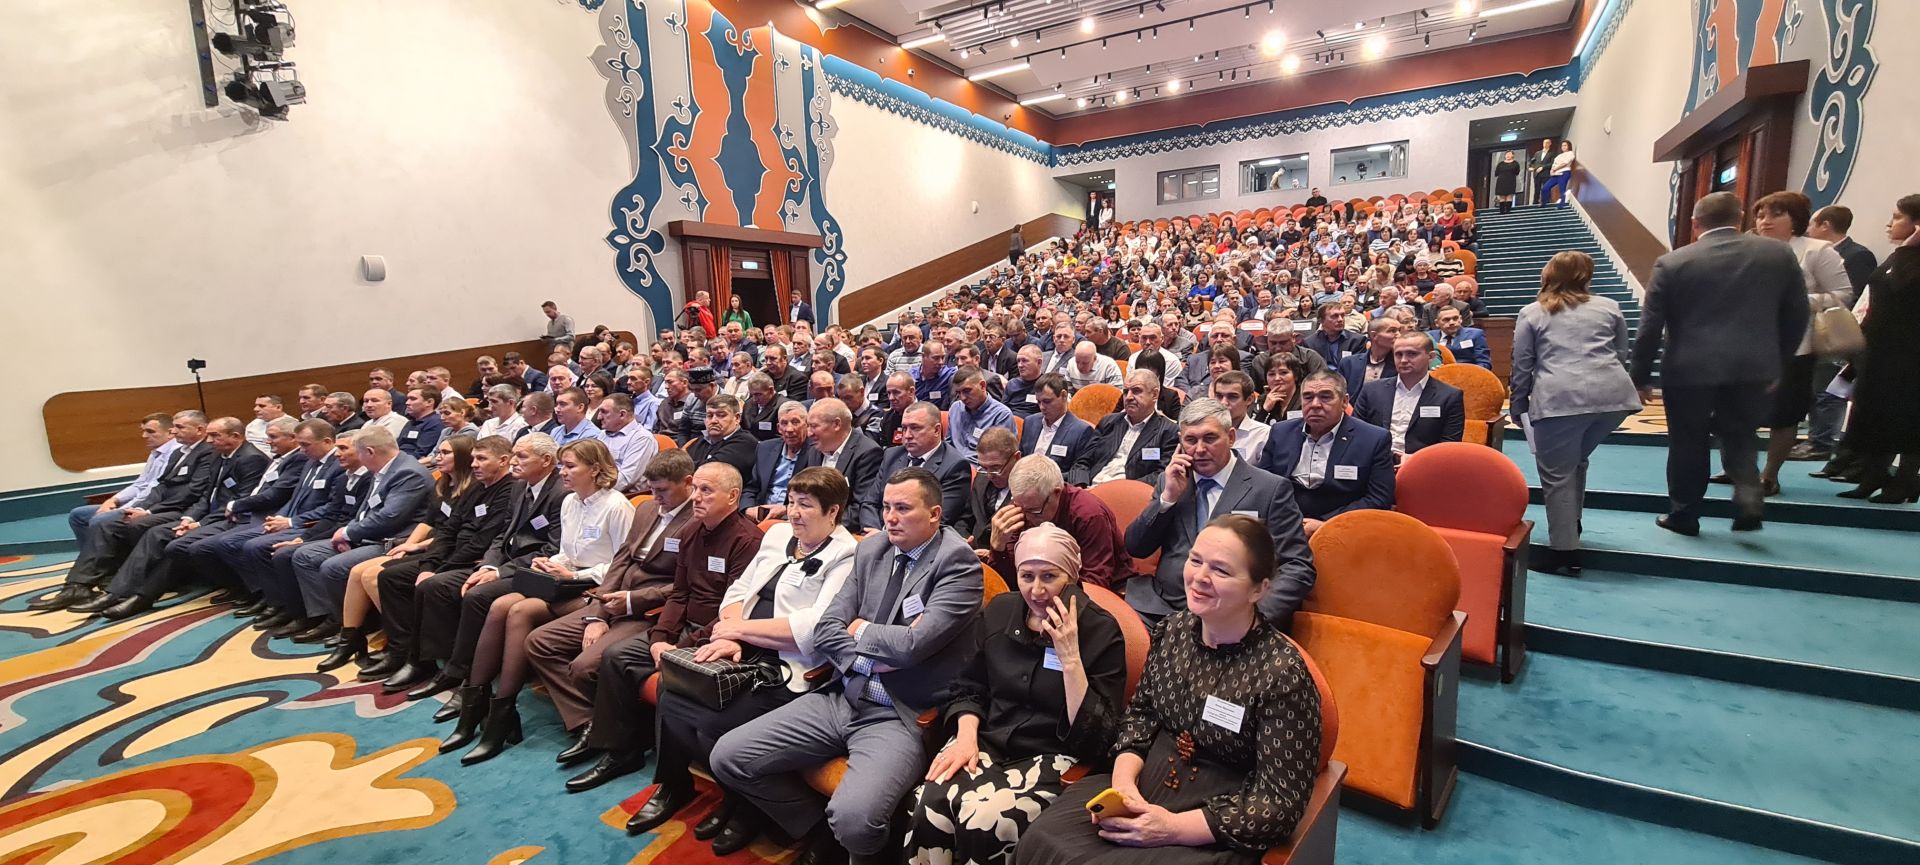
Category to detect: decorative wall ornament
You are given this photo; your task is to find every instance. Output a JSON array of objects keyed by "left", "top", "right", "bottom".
[
  {"left": 1573, "top": 0, "right": 1638, "bottom": 90},
  {"left": 1052, "top": 68, "right": 1573, "bottom": 168},
  {"left": 822, "top": 56, "right": 1055, "bottom": 165},
  {"left": 596, "top": 0, "right": 844, "bottom": 331}
]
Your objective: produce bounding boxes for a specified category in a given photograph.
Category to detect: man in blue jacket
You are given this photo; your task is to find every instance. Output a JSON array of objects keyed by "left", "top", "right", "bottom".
[
  {"left": 286, "top": 425, "right": 434, "bottom": 643},
  {"left": 1429, "top": 306, "right": 1490, "bottom": 369},
  {"left": 1258, "top": 372, "right": 1396, "bottom": 533}
]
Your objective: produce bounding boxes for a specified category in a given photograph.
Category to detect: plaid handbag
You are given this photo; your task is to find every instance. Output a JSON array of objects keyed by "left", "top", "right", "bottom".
[{"left": 658, "top": 646, "right": 790, "bottom": 711}]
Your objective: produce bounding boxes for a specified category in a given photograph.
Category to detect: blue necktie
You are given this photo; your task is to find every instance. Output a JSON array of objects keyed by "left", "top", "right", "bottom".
[{"left": 1196, "top": 478, "right": 1219, "bottom": 533}]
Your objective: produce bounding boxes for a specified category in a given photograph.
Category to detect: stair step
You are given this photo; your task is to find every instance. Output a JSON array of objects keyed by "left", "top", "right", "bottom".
[
  {"left": 1343, "top": 771, "right": 1829, "bottom": 865},
  {"left": 1525, "top": 568, "right": 1920, "bottom": 703},
  {"left": 1523, "top": 503, "right": 1920, "bottom": 600},
  {"left": 0, "top": 515, "right": 79, "bottom": 556},
  {"left": 1459, "top": 653, "right": 1920, "bottom": 862}
]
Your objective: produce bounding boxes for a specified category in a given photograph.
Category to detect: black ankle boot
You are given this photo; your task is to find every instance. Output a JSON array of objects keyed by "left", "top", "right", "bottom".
[
  {"left": 439, "top": 685, "right": 489, "bottom": 754},
  {"left": 460, "top": 696, "right": 523, "bottom": 765},
  {"left": 316, "top": 627, "right": 368, "bottom": 673}
]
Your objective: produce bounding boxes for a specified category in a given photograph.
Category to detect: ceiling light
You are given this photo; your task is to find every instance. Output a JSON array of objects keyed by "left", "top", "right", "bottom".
[
  {"left": 1156, "top": 2, "right": 1166, "bottom": 11},
  {"left": 1018, "top": 92, "right": 1067, "bottom": 105},
  {"left": 1361, "top": 34, "right": 1386, "bottom": 58},
  {"left": 1167, "top": 78, "right": 1180, "bottom": 92},
  {"left": 960, "top": 47, "right": 970, "bottom": 58},
  {"left": 1260, "top": 30, "right": 1285, "bottom": 58},
  {"left": 1076, "top": 97, "right": 1088, "bottom": 107},
  {"left": 1481, "top": 0, "right": 1557, "bottom": 15},
  {"left": 1424, "top": 32, "right": 1431, "bottom": 47},
  {"left": 1081, "top": 15, "right": 1096, "bottom": 33},
  {"left": 1267, "top": 0, "right": 1274, "bottom": 12},
  {"left": 1367, "top": 143, "right": 1394, "bottom": 152},
  {"left": 1354, "top": 21, "right": 1363, "bottom": 30},
  {"left": 1060, "top": 47, "right": 1067, "bottom": 58},
  {"left": 1138, "top": 4, "right": 1145, "bottom": 17},
  {"left": 1499, "top": 131, "right": 1519, "bottom": 142},
  {"left": 1115, "top": 89, "right": 1127, "bottom": 103},
  {"left": 813, "top": 0, "right": 846, "bottom": 9},
  {"left": 1152, "top": 27, "right": 1158, "bottom": 38},
  {"left": 1280, "top": 53, "right": 1301, "bottom": 73},
  {"left": 1136, "top": 31, "right": 1141, "bottom": 41},
  {"left": 1101, "top": 38, "right": 1108, "bottom": 49},
  {"left": 1244, "top": 6, "right": 1251, "bottom": 17},
  {"left": 1189, "top": 19, "right": 1195, "bottom": 31},
  {"left": 1258, "top": 158, "right": 1282, "bottom": 166},
  {"left": 1010, "top": 35, "right": 1020, "bottom": 47},
  {"left": 966, "top": 60, "right": 1029, "bottom": 81},
  {"left": 1467, "top": 26, "right": 1477, "bottom": 40},
  {"left": 901, "top": 33, "right": 945, "bottom": 50},
  {"left": 1455, "top": 0, "right": 1479, "bottom": 15}
]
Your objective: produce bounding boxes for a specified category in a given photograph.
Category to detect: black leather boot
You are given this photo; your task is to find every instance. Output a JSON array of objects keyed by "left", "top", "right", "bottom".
[
  {"left": 460, "top": 696, "right": 523, "bottom": 765},
  {"left": 316, "top": 627, "right": 368, "bottom": 672},
  {"left": 439, "top": 685, "right": 489, "bottom": 754}
]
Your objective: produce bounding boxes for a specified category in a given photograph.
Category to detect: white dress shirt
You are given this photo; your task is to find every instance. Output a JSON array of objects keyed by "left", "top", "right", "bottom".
[
  {"left": 244, "top": 418, "right": 274, "bottom": 456},
  {"left": 1390, "top": 375, "right": 1427, "bottom": 454},
  {"left": 602, "top": 424, "right": 660, "bottom": 494},
  {"left": 1093, "top": 417, "right": 1150, "bottom": 484},
  {"left": 1232, "top": 415, "right": 1269, "bottom": 465},
  {"left": 1033, "top": 414, "right": 1066, "bottom": 457},
  {"left": 368, "top": 411, "right": 410, "bottom": 438},
  {"left": 552, "top": 488, "right": 637, "bottom": 583},
  {"left": 478, "top": 413, "right": 527, "bottom": 441},
  {"left": 1292, "top": 418, "right": 1342, "bottom": 488}
]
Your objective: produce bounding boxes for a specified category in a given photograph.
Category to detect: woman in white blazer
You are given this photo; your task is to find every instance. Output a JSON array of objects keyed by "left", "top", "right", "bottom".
[
  {"left": 1751, "top": 192, "right": 1854, "bottom": 496},
  {"left": 629, "top": 466, "right": 859, "bottom": 848}
]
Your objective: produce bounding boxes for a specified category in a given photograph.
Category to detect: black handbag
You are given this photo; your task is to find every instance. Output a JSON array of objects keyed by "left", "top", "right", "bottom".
[
  {"left": 506, "top": 564, "right": 596, "bottom": 602},
  {"left": 659, "top": 647, "right": 790, "bottom": 711}
]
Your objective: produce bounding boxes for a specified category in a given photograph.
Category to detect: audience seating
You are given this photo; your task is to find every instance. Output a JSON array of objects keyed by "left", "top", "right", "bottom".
[
  {"left": 1264, "top": 635, "right": 1346, "bottom": 865},
  {"left": 1087, "top": 479, "right": 1157, "bottom": 576},
  {"left": 1067, "top": 384, "right": 1121, "bottom": 425},
  {"left": 1447, "top": 249, "right": 1477, "bottom": 275},
  {"left": 1290, "top": 509, "right": 1462, "bottom": 828},
  {"left": 654, "top": 433, "right": 678, "bottom": 453},
  {"left": 1427, "top": 365, "right": 1506, "bottom": 448},
  {"left": 628, "top": 494, "right": 653, "bottom": 508},
  {"left": 1395, "top": 442, "right": 1531, "bottom": 681}
]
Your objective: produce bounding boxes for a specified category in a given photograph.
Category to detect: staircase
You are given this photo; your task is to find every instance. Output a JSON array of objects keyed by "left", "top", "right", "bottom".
[{"left": 1472, "top": 206, "right": 1639, "bottom": 335}]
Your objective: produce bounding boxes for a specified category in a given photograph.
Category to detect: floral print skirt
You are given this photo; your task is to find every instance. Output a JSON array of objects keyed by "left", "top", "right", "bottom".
[{"left": 903, "top": 742, "right": 1078, "bottom": 865}]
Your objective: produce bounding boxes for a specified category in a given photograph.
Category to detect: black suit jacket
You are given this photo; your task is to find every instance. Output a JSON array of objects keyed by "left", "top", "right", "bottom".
[
  {"left": 1122, "top": 460, "right": 1315, "bottom": 626},
  {"left": 686, "top": 428, "right": 759, "bottom": 478},
  {"left": 227, "top": 450, "right": 310, "bottom": 519},
  {"left": 742, "top": 397, "right": 793, "bottom": 441},
  {"left": 1304, "top": 329, "right": 1367, "bottom": 367},
  {"left": 421, "top": 474, "right": 518, "bottom": 571},
  {"left": 872, "top": 443, "right": 974, "bottom": 537},
  {"left": 282, "top": 455, "right": 342, "bottom": 525},
  {"left": 1067, "top": 413, "right": 1179, "bottom": 487},
  {"left": 186, "top": 447, "right": 270, "bottom": 522},
  {"left": 798, "top": 432, "right": 885, "bottom": 530},
  {"left": 302, "top": 468, "right": 374, "bottom": 541},
  {"left": 1834, "top": 236, "right": 1880, "bottom": 292},
  {"left": 1630, "top": 229, "right": 1808, "bottom": 388},
  {"left": 137, "top": 442, "right": 218, "bottom": 513},
  {"left": 481, "top": 476, "right": 567, "bottom": 569},
  {"left": 741, "top": 437, "right": 807, "bottom": 510},
  {"left": 1352, "top": 376, "right": 1467, "bottom": 455},
  {"left": 771, "top": 366, "right": 809, "bottom": 401},
  {"left": 964, "top": 474, "right": 1013, "bottom": 549}
]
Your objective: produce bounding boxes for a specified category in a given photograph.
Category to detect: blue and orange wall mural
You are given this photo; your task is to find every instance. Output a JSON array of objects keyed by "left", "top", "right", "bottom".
[{"left": 595, "top": 0, "right": 845, "bottom": 331}]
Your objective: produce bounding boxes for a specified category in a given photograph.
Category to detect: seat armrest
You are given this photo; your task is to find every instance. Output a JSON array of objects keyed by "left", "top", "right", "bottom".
[
  {"left": 1486, "top": 415, "right": 1507, "bottom": 452},
  {"left": 804, "top": 663, "right": 835, "bottom": 684},
  {"left": 1419, "top": 611, "right": 1465, "bottom": 829},
  {"left": 1262, "top": 762, "right": 1346, "bottom": 865}
]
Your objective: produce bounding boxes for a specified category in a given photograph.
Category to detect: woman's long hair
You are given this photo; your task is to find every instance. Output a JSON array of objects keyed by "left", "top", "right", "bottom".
[
  {"left": 1538, "top": 250, "right": 1595, "bottom": 314},
  {"left": 436, "top": 435, "right": 476, "bottom": 500}
]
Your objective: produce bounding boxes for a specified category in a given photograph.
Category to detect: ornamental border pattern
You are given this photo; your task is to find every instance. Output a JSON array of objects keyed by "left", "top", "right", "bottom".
[
  {"left": 1051, "top": 73, "right": 1572, "bottom": 168},
  {"left": 1574, "top": 0, "right": 1637, "bottom": 90},
  {"left": 824, "top": 72, "right": 1054, "bottom": 165}
]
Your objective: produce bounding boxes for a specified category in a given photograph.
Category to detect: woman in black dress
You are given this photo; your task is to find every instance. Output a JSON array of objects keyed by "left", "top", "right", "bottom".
[
  {"left": 1014, "top": 515, "right": 1322, "bottom": 865},
  {"left": 903, "top": 523, "right": 1129, "bottom": 865},
  {"left": 1839, "top": 194, "right": 1920, "bottom": 502},
  {"left": 1493, "top": 151, "right": 1522, "bottom": 214}
]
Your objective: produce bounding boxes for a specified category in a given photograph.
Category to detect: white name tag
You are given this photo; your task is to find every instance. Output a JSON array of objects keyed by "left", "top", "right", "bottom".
[
  {"left": 440, "top": 502, "right": 453, "bottom": 516},
  {"left": 664, "top": 537, "right": 681, "bottom": 553},
  {"left": 757, "top": 422, "right": 772, "bottom": 430},
  {"left": 707, "top": 555, "right": 727, "bottom": 573},
  {"left": 1203, "top": 694, "right": 1246, "bottom": 733},
  {"left": 405, "top": 430, "right": 419, "bottom": 439},
  {"left": 1334, "top": 465, "right": 1359, "bottom": 481},
  {"left": 1232, "top": 509, "right": 1258, "bottom": 518},
  {"left": 1457, "top": 338, "right": 1473, "bottom": 348},
  {"left": 929, "top": 390, "right": 943, "bottom": 399},
  {"left": 345, "top": 495, "right": 358, "bottom": 505},
  {"left": 474, "top": 504, "right": 488, "bottom": 517},
  {"left": 1048, "top": 444, "right": 1069, "bottom": 457},
  {"left": 1042, "top": 648, "right": 1063, "bottom": 671},
  {"left": 531, "top": 514, "right": 550, "bottom": 530},
  {"left": 311, "top": 479, "right": 327, "bottom": 489},
  {"left": 1288, "top": 410, "right": 1304, "bottom": 420},
  {"left": 1420, "top": 405, "right": 1441, "bottom": 418},
  {"left": 368, "top": 495, "right": 383, "bottom": 509},
  {"left": 902, "top": 594, "right": 926, "bottom": 618},
  {"left": 223, "top": 477, "right": 236, "bottom": 488},
  {"left": 1141, "top": 447, "right": 1162, "bottom": 461},
  {"left": 781, "top": 567, "right": 807, "bottom": 588},
  {"left": 581, "top": 526, "right": 601, "bottom": 541}
]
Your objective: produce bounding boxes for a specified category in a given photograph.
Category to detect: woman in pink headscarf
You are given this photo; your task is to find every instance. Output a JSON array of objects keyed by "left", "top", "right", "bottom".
[{"left": 901, "top": 523, "right": 1130, "bottom": 865}]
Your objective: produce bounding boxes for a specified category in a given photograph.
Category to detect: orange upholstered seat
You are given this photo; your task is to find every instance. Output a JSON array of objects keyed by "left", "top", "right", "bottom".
[
  {"left": 628, "top": 493, "right": 653, "bottom": 508},
  {"left": 1436, "top": 345, "right": 1457, "bottom": 365},
  {"left": 1295, "top": 509, "right": 1463, "bottom": 827},
  {"left": 1069, "top": 384, "right": 1121, "bottom": 426},
  {"left": 1083, "top": 583, "right": 1149, "bottom": 704},
  {"left": 1447, "top": 248, "right": 1476, "bottom": 275},
  {"left": 1396, "top": 442, "right": 1533, "bottom": 680},
  {"left": 654, "top": 433, "right": 678, "bottom": 453},
  {"left": 1429, "top": 364, "right": 1506, "bottom": 447},
  {"left": 1262, "top": 636, "right": 1346, "bottom": 865},
  {"left": 1088, "top": 479, "right": 1157, "bottom": 575}
]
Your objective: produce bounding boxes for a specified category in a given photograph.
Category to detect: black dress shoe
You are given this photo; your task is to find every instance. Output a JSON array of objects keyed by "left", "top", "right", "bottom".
[
  {"left": 692, "top": 795, "right": 734, "bottom": 840},
  {"left": 1731, "top": 514, "right": 1764, "bottom": 532},
  {"left": 1708, "top": 473, "right": 1731, "bottom": 485},
  {"left": 381, "top": 661, "right": 439, "bottom": 694},
  {"left": 1532, "top": 548, "right": 1582, "bottom": 577},
  {"left": 782, "top": 824, "right": 845, "bottom": 865},
  {"left": 555, "top": 726, "right": 599, "bottom": 766},
  {"left": 432, "top": 690, "right": 465, "bottom": 724},
  {"left": 252, "top": 610, "right": 294, "bottom": 632},
  {"left": 69, "top": 593, "right": 123, "bottom": 615},
  {"left": 406, "top": 671, "right": 461, "bottom": 702},
  {"left": 101, "top": 596, "right": 155, "bottom": 621},
  {"left": 233, "top": 598, "right": 271, "bottom": 618},
  {"left": 290, "top": 620, "right": 340, "bottom": 644},
  {"left": 566, "top": 750, "right": 648, "bottom": 794},
  {"left": 206, "top": 588, "right": 243, "bottom": 605},
  {"left": 357, "top": 653, "right": 404, "bottom": 682},
  {"left": 1761, "top": 477, "right": 1782, "bottom": 498},
  {"left": 27, "top": 584, "right": 96, "bottom": 612},
  {"left": 321, "top": 633, "right": 345, "bottom": 648},
  {"left": 1655, "top": 515, "right": 1700, "bottom": 536},
  {"left": 624, "top": 783, "right": 696, "bottom": 835}
]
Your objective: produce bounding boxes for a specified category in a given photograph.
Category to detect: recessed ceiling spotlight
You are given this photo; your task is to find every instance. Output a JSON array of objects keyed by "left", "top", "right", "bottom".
[
  {"left": 1361, "top": 33, "right": 1386, "bottom": 58},
  {"left": 960, "top": 47, "right": 970, "bottom": 58},
  {"left": 1009, "top": 35, "right": 1019, "bottom": 47},
  {"left": 1259, "top": 30, "right": 1285, "bottom": 58},
  {"left": 1081, "top": 15, "right": 1096, "bottom": 33},
  {"left": 1077, "top": 97, "right": 1088, "bottom": 107},
  {"left": 1456, "top": 0, "right": 1479, "bottom": 16},
  {"left": 1280, "top": 53, "right": 1301, "bottom": 74}
]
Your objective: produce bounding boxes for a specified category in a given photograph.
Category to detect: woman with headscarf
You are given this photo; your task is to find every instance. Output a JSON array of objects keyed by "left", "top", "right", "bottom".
[{"left": 902, "top": 524, "right": 1129, "bottom": 865}]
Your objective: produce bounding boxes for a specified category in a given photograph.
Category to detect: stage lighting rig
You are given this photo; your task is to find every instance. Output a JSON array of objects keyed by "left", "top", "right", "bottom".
[
  {"left": 224, "top": 61, "right": 306, "bottom": 120},
  {"left": 211, "top": 2, "right": 294, "bottom": 59}
]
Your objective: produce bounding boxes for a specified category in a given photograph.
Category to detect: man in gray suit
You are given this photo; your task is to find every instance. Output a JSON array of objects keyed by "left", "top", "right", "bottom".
[
  {"left": 1631, "top": 191, "right": 1810, "bottom": 534},
  {"left": 711, "top": 467, "right": 983, "bottom": 865},
  {"left": 286, "top": 425, "right": 434, "bottom": 642},
  {"left": 1124, "top": 398, "right": 1315, "bottom": 628}
]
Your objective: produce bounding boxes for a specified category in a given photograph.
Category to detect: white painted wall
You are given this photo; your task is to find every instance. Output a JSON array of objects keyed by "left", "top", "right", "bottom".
[
  {"left": 1065, "top": 87, "right": 1576, "bottom": 222},
  {"left": 824, "top": 96, "right": 1082, "bottom": 312}
]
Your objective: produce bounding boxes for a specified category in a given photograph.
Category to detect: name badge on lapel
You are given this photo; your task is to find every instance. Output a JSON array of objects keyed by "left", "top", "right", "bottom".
[
  {"left": 1333, "top": 465, "right": 1359, "bottom": 481},
  {"left": 312, "top": 479, "right": 327, "bottom": 489},
  {"left": 474, "top": 504, "right": 488, "bottom": 517},
  {"left": 902, "top": 594, "right": 926, "bottom": 618},
  {"left": 1232, "top": 509, "right": 1258, "bottom": 518},
  {"left": 707, "top": 555, "right": 726, "bottom": 573},
  {"left": 1048, "top": 444, "right": 1069, "bottom": 457},
  {"left": 929, "top": 390, "right": 943, "bottom": 400},
  {"left": 781, "top": 566, "right": 807, "bottom": 588},
  {"left": 177, "top": 464, "right": 190, "bottom": 476},
  {"left": 440, "top": 502, "right": 453, "bottom": 516},
  {"left": 530, "top": 515, "right": 550, "bottom": 530},
  {"left": 222, "top": 477, "right": 236, "bottom": 489},
  {"left": 1420, "top": 405, "right": 1441, "bottom": 418},
  {"left": 405, "top": 430, "right": 419, "bottom": 439},
  {"left": 757, "top": 422, "right": 772, "bottom": 430},
  {"left": 1202, "top": 695, "right": 1246, "bottom": 732},
  {"left": 664, "top": 537, "right": 681, "bottom": 553},
  {"left": 1042, "top": 648, "right": 1063, "bottom": 671},
  {"left": 1141, "top": 447, "right": 1162, "bottom": 462},
  {"left": 345, "top": 495, "right": 358, "bottom": 505}
]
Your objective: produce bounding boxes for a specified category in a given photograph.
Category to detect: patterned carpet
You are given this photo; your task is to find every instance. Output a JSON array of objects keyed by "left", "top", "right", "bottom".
[{"left": 0, "top": 554, "right": 785, "bottom": 865}]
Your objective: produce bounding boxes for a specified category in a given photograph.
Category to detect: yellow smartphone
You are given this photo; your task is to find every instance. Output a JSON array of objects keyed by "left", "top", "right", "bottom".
[{"left": 1084, "top": 787, "right": 1134, "bottom": 818}]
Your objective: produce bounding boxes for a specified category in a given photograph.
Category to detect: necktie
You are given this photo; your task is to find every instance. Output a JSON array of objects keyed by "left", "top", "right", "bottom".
[
  {"left": 1195, "top": 478, "right": 1219, "bottom": 533},
  {"left": 877, "top": 553, "right": 911, "bottom": 622},
  {"left": 909, "top": 456, "right": 925, "bottom": 468}
]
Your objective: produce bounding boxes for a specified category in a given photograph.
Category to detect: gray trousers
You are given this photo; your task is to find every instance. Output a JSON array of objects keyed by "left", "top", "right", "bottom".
[
  {"left": 1532, "top": 410, "right": 1636, "bottom": 550},
  {"left": 710, "top": 689, "right": 926, "bottom": 856},
  {"left": 1807, "top": 359, "right": 1848, "bottom": 449},
  {"left": 290, "top": 542, "right": 386, "bottom": 620}
]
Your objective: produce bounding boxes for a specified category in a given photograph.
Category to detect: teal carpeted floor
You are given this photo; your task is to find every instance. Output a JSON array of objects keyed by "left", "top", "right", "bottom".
[
  {"left": 1527, "top": 568, "right": 1920, "bottom": 679},
  {"left": 1524, "top": 502, "right": 1920, "bottom": 578},
  {"left": 1508, "top": 442, "right": 1917, "bottom": 509},
  {"left": 0, "top": 513, "right": 74, "bottom": 547},
  {"left": 1461, "top": 653, "right": 1920, "bottom": 843}
]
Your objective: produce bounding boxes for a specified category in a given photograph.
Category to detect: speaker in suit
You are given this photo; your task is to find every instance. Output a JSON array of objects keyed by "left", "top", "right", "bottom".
[
  {"left": 1067, "top": 411, "right": 1179, "bottom": 487},
  {"left": 1257, "top": 416, "right": 1396, "bottom": 521},
  {"left": 711, "top": 522, "right": 982, "bottom": 859},
  {"left": 1352, "top": 375, "right": 1467, "bottom": 456},
  {"left": 1630, "top": 220, "right": 1808, "bottom": 528},
  {"left": 1019, "top": 410, "right": 1094, "bottom": 472},
  {"left": 59, "top": 439, "right": 217, "bottom": 592},
  {"left": 1122, "top": 444, "right": 1315, "bottom": 628},
  {"left": 290, "top": 452, "right": 432, "bottom": 624},
  {"left": 798, "top": 426, "right": 884, "bottom": 531},
  {"left": 872, "top": 440, "right": 974, "bottom": 538}
]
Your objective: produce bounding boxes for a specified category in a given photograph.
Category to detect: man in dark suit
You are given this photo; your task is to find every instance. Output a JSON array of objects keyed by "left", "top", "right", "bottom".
[
  {"left": 239, "top": 428, "right": 366, "bottom": 632},
  {"left": 742, "top": 401, "right": 810, "bottom": 519},
  {"left": 1258, "top": 372, "right": 1396, "bottom": 531},
  {"left": 686, "top": 393, "right": 759, "bottom": 477},
  {"left": 1632, "top": 191, "right": 1809, "bottom": 534},
  {"left": 764, "top": 344, "right": 810, "bottom": 402},
  {"left": 1336, "top": 317, "right": 1402, "bottom": 388},
  {"left": 1122, "top": 398, "right": 1315, "bottom": 627},
  {"left": 322, "top": 392, "right": 366, "bottom": 434},
  {"left": 209, "top": 418, "right": 339, "bottom": 615},
  {"left": 1068, "top": 370, "right": 1179, "bottom": 487},
  {"left": 388, "top": 431, "right": 565, "bottom": 695},
  {"left": 798, "top": 398, "right": 884, "bottom": 531},
  {"left": 1354, "top": 333, "right": 1467, "bottom": 461},
  {"left": 711, "top": 468, "right": 982, "bottom": 865},
  {"left": 397, "top": 388, "right": 445, "bottom": 459},
  {"left": 980, "top": 327, "right": 1018, "bottom": 379},
  {"left": 740, "top": 373, "right": 792, "bottom": 442},
  {"left": 1429, "top": 307, "right": 1491, "bottom": 369},
  {"left": 1018, "top": 374, "right": 1094, "bottom": 472},
  {"left": 870, "top": 401, "right": 974, "bottom": 538},
  {"left": 284, "top": 425, "right": 433, "bottom": 642},
  {"left": 963, "top": 428, "right": 1021, "bottom": 549},
  {"left": 1303, "top": 302, "right": 1366, "bottom": 367},
  {"left": 789, "top": 296, "right": 816, "bottom": 327}
]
